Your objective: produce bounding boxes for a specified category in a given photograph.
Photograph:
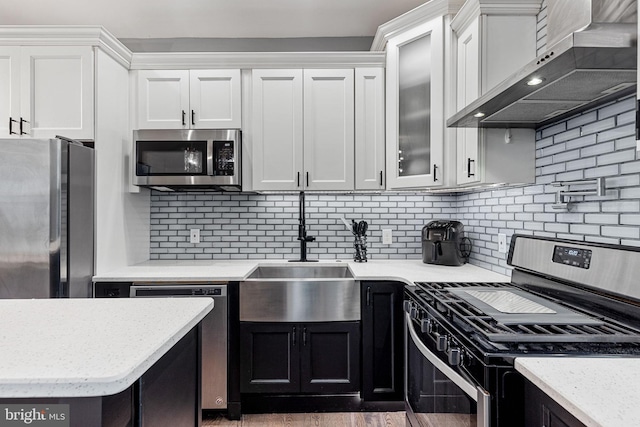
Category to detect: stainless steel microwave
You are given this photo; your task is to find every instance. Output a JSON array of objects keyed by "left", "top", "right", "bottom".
[{"left": 133, "top": 129, "right": 241, "bottom": 191}]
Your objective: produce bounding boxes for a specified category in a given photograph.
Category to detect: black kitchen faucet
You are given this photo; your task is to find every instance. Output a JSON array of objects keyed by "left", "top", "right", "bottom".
[{"left": 290, "top": 191, "right": 317, "bottom": 262}]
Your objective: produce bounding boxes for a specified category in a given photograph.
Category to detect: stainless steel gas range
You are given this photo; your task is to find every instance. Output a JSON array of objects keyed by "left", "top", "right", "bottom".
[{"left": 404, "top": 234, "right": 640, "bottom": 427}]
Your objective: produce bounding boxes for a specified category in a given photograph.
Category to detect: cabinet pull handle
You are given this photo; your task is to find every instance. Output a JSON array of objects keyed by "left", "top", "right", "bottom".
[
  {"left": 433, "top": 164, "right": 438, "bottom": 182},
  {"left": 182, "top": 110, "right": 186, "bottom": 126},
  {"left": 366, "top": 286, "right": 371, "bottom": 306},
  {"left": 19, "top": 118, "right": 28, "bottom": 135},
  {"left": 379, "top": 171, "right": 383, "bottom": 186},
  {"left": 191, "top": 110, "right": 195, "bottom": 126},
  {"left": 306, "top": 172, "right": 309, "bottom": 187},
  {"left": 297, "top": 172, "right": 301, "bottom": 187},
  {"left": 303, "top": 327, "right": 307, "bottom": 346},
  {"left": 9, "top": 117, "right": 17, "bottom": 135},
  {"left": 292, "top": 326, "right": 296, "bottom": 347},
  {"left": 467, "top": 158, "right": 475, "bottom": 178}
]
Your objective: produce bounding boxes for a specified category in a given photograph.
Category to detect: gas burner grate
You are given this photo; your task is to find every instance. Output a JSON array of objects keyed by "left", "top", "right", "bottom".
[{"left": 414, "top": 282, "right": 640, "bottom": 343}]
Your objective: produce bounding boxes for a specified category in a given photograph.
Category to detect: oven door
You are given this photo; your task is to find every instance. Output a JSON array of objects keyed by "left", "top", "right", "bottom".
[{"left": 406, "top": 313, "right": 490, "bottom": 427}]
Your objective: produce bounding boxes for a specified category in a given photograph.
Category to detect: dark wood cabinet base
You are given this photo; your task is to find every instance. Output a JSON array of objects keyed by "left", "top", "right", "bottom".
[{"left": 0, "top": 326, "right": 200, "bottom": 427}]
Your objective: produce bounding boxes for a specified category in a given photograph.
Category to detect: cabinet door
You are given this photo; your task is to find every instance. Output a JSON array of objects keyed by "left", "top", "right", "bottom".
[
  {"left": 361, "top": 282, "right": 404, "bottom": 401},
  {"left": 20, "top": 46, "right": 94, "bottom": 139},
  {"left": 355, "top": 68, "right": 385, "bottom": 190},
  {"left": 239, "top": 323, "right": 300, "bottom": 393},
  {"left": 190, "top": 69, "right": 241, "bottom": 129},
  {"left": 455, "top": 19, "right": 480, "bottom": 185},
  {"left": 137, "top": 70, "right": 189, "bottom": 129},
  {"left": 251, "top": 69, "right": 304, "bottom": 191},
  {"left": 300, "top": 322, "right": 360, "bottom": 393},
  {"left": 0, "top": 47, "right": 20, "bottom": 138},
  {"left": 386, "top": 17, "right": 444, "bottom": 189},
  {"left": 303, "top": 69, "right": 355, "bottom": 191}
]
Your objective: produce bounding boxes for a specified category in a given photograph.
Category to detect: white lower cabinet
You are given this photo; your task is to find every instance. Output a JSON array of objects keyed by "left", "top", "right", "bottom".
[
  {"left": 251, "top": 69, "right": 355, "bottom": 192},
  {"left": 0, "top": 45, "right": 94, "bottom": 139}
]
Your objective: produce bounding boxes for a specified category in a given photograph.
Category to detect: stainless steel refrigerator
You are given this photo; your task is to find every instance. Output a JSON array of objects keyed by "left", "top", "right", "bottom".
[{"left": 0, "top": 137, "right": 94, "bottom": 298}]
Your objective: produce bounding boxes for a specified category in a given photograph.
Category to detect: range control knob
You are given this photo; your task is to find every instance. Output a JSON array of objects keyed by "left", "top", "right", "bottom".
[
  {"left": 403, "top": 300, "right": 412, "bottom": 313},
  {"left": 435, "top": 333, "right": 448, "bottom": 351},
  {"left": 447, "top": 347, "right": 461, "bottom": 366}
]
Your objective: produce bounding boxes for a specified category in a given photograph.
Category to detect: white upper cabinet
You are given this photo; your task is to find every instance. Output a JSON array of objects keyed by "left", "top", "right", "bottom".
[
  {"left": 355, "top": 68, "right": 385, "bottom": 191},
  {"left": 136, "top": 69, "right": 241, "bottom": 130},
  {"left": 303, "top": 69, "right": 354, "bottom": 191},
  {"left": 451, "top": 0, "right": 540, "bottom": 186},
  {"left": 0, "top": 46, "right": 94, "bottom": 139},
  {"left": 251, "top": 68, "right": 355, "bottom": 192},
  {"left": 190, "top": 70, "right": 241, "bottom": 129},
  {"left": 251, "top": 69, "right": 304, "bottom": 191},
  {"left": 386, "top": 16, "right": 446, "bottom": 189},
  {"left": 0, "top": 47, "right": 20, "bottom": 137}
]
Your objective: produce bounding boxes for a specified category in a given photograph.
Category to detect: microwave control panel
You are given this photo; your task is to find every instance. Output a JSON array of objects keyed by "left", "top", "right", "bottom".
[{"left": 213, "top": 141, "right": 235, "bottom": 176}]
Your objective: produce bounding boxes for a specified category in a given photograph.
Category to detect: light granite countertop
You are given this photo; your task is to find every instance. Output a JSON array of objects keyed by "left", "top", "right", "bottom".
[
  {"left": 0, "top": 298, "right": 213, "bottom": 398},
  {"left": 515, "top": 357, "right": 640, "bottom": 427},
  {"left": 92, "top": 259, "right": 510, "bottom": 284}
]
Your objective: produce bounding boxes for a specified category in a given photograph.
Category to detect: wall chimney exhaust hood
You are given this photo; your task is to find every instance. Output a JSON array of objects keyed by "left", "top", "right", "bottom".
[{"left": 447, "top": 0, "right": 637, "bottom": 129}]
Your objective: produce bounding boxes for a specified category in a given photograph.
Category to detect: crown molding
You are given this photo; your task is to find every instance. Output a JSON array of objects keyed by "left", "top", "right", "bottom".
[
  {"left": 451, "top": 0, "right": 543, "bottom": 33},
  {"left": 0, "top": 26, "right": 132, "bottom": 68},
  {"left": 370, "top": 0, "right": 466, "bottom": 51},
  {"left": 130, "top": 51, "right": 386, "bottom": 70}
]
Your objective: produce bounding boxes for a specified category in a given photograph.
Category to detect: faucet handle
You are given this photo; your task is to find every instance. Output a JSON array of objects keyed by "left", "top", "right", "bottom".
[{"left": 305, "top": 235, "right": 316, "bottom": 242}]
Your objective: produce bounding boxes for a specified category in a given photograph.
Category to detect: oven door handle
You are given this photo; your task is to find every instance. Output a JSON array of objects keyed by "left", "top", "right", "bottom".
[{"left": 406, "top": 313, "right": 491, "bottom": 427}]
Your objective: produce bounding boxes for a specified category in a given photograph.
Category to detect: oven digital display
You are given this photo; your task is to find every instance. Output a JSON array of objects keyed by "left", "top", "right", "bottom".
[{"left": 552, "top": 245, "right": 592, "bottom": 269}]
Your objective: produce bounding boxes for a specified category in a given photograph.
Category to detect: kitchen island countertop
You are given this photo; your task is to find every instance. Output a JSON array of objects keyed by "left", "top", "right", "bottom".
[
  {"left": 0, "top": 298, "right": 213, "bottom": 398},
  {"left": 92, "top": 258, "right": 510, "bottom": 284},
  {"left": 515, "top": 357, "right": 640, "bottom": 427}
]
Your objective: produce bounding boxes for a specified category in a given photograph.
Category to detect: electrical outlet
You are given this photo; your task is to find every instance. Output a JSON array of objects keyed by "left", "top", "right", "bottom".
[
  {"left": 498, "top": 233, "right": 507, "bottom": 253},
  {"left": 190, "top": 229, "right": 200, "bottom": 244},
  {"left": 382, "top": 229, "right": 393, "bottom": 245}
]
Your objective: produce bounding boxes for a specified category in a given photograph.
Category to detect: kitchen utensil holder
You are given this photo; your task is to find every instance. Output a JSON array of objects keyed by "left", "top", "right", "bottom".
[{"left": 354, "top": 235, "right": 368, "bottom": 262}]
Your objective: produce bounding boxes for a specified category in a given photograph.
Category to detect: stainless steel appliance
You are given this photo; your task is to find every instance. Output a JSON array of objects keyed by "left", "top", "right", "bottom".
[
  {"left": 421, "top": 220, "right": 469, "bottom": 266},
  {"left": 0, "top": 137, "right": 94, "bottom": 298},
  {"left": 448, "top": 0, "right": 637, "bottom": 128},
  {"left": 133, "top": 129, "right": 241, "bottom": 191},
  {"left": 405, "top": 234, "right": 640, "bottom": 426},
  {"left": 130, "top": 283, "right": 228, "bottom": 411}
]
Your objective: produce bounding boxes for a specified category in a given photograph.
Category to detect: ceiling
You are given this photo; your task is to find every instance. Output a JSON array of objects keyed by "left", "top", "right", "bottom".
[{"left": 0, "top": 0, "right": 428, "bottom": 40}]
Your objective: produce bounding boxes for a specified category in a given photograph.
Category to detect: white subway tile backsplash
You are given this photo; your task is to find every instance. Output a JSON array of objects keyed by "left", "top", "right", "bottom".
[{"left": 150, "top": 96, "right": 640, "bottom": 267}]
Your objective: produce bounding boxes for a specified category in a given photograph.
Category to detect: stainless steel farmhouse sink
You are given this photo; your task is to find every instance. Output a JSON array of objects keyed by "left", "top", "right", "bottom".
[
  {"left": 240, "top": 265, "right": 360, "bottom": 322},
  {"left": 246, "top": 265, "right": 352, "bottom": 279}
]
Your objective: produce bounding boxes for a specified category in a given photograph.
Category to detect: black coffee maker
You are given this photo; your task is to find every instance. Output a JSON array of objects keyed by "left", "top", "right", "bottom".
[{"left": 421, "top": 220, "right": 470, "bottom": 266}]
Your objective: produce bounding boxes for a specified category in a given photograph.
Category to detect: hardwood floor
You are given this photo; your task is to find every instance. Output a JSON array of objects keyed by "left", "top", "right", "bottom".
[{"left": 203, "top": 412, "right": 406, "bottom": 426}]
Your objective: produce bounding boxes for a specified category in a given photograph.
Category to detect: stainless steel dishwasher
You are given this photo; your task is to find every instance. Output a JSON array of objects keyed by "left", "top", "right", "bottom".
[{"left": 130, "top": 283, "right": 228, "bottom": 410}]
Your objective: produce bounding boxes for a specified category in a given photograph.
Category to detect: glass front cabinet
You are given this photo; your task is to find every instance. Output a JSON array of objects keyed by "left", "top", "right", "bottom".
[{"left": 385, "top": 10, "right": 450, "bottom": 190}]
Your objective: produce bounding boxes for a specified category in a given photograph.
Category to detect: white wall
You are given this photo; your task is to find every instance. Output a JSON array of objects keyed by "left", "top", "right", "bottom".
[{"left": 94, "top": 48, "right": 150, "bottom": 274}]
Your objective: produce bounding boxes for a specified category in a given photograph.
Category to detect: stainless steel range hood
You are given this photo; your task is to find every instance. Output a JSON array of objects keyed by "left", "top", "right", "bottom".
[{"left": 448, "top": 0, "right": 637, "bottom": 129}]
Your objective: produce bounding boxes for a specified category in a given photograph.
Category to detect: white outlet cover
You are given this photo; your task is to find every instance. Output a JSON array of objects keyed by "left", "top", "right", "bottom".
[
  {"left": 190, "top": 228, "right": 200, "bottom": 244},
  {"left": 382, "top": 229, "right": 393, "bottom": 245},
  {"left": 498, "top": 233, "right": 507, "bottom": 253}
]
